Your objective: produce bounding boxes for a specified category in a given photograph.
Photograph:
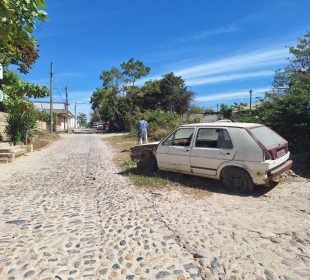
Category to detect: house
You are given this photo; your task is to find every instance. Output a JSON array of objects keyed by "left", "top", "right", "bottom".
[{"left": 32, "top": 101, "right": 77, "bottom": 132}]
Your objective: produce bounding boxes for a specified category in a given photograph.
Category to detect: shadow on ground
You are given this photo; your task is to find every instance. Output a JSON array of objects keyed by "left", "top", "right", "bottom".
[
  {"left": 291, "top": 152, "right": 310, "bottom": 179},
  {"left": 119, "top": 167, "right": 276, "bottom": 198}
]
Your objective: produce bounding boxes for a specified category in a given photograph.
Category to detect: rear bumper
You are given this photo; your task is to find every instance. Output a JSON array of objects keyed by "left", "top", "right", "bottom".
[{"left": 267, "top": 160, "right": 293, "bottom": 179}]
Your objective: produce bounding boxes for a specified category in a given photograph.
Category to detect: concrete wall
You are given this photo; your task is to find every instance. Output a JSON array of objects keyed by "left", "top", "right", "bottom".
[
  {"left": 56, "top": 117, "right": 76, "bottom": 131},
  {"left": 0, "top": 112, "right": 9, "bottom": 141},
  {"left": 37, "top": 121, "right": 47, "bottom": 131}
]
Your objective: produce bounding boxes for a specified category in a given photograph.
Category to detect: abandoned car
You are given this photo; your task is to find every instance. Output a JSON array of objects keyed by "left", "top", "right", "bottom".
[{"left": 130, "top": 122, "right": 293, "bottom": 193}]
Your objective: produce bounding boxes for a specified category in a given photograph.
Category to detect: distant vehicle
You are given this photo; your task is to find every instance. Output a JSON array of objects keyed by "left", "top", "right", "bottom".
[
  {"left": 92, "top": 123, "right": 103, "bottom": 130},
  {"left": 131, "top": 122, "right": 292, "bottom": 193}
]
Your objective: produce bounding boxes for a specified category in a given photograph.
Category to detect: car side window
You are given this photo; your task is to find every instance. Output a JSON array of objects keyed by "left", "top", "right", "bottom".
[
  {"left": 162, "top": 128, "right": 194, "bottom": 146},
  {"left": 195, "top": 128, "right": 233, "bottom": 149}
]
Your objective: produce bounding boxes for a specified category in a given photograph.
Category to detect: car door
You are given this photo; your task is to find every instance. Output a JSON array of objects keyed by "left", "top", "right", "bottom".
[
  {"left": 190, "top": 127, "right": 236, "bottom": 176},
  {"left": 157, "top": 127, "right": 195, "bottom": 172}
]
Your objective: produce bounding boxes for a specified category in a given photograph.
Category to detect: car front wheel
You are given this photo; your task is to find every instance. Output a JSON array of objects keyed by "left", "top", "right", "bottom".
[
  {"left": 137, "top": 151, "right": 157, "bottom": 173},
  {"left": 222, "top": 167, "right": 254, "bottom": 194}
]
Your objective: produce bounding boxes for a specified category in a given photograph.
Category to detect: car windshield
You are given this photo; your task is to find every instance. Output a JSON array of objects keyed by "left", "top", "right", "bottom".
[{"left": 250, "top": 126, "right": 285, "bottom": 147}]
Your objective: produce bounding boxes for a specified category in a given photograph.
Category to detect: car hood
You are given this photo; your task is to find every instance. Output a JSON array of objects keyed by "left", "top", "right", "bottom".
[{"left": 131, "top": 141, "right": 160, "bottom": 152}]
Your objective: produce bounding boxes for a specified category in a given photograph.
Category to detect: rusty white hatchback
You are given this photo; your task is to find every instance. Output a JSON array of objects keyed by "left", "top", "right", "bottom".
[{"left": 131, "top": 122, "right": 293, "bottom": 193}]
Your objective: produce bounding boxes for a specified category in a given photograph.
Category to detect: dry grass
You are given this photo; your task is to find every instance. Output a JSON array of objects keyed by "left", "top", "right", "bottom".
[
  {"left": 102, "top": 134, "right": 214, "bottom": 197},
  {"left": 32, "top": 131, "right": 60, "bottom": 151}
]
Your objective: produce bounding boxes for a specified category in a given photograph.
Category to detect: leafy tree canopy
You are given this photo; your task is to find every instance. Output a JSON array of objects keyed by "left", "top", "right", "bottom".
[
  {"left": 121, "top": 58, "right": 150, "bottom": 86},
  {"left": 0, "top": 0, "right": 48, "bottom": 73},
  {"left": 77, "top": 112, "right": 88, "bottom": 127},
  {"left": 273, "top": 32, "right": 310, "bottom": 95},
  {"left": 159, "top": 73, "right": 193, "bottom": 114},
  {"left": 0, "top": 70, "right": 48, "bottom": 112}
]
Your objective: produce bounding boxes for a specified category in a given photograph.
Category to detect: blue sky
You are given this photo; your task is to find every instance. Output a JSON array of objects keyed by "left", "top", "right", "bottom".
[{"left": 24, "top": 0, "right": 310, "bottom": 116}]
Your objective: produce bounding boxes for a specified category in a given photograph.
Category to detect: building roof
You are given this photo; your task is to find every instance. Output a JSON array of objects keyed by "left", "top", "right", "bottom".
[{"left": 42, "top": 109, "right": 74, "bottom": 118}]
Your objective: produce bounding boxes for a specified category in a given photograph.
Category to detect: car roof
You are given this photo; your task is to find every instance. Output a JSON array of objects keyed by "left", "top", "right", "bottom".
[{"left": 180, "top": 122, "right": 263, "bottom": 128}]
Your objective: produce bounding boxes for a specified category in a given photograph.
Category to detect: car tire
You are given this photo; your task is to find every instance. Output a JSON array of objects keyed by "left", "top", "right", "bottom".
[
  {"left": 222, "top": 167, "right": 254, "bottom": 194},
  {"left": 137, "top": 151, "right": 157, "bottom": 173}
]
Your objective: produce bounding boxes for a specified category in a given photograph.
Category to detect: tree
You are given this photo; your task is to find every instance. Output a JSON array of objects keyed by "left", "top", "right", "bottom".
[
  {"left": 0, "top": 70, "right": 48, "bottom": 99},
  {"left": 77, "top": 113, "right": 88, "bottom": 128},
  {"left": 234, "top": 32, "right": 310, "bottom": 152},
  {"left": 90, "top": 108, "right": 101, "bottom": 124},
  {"left": 0, "top": 70, "right": 49, "bottom": 143},
  {"left": 0, "top": 0, "right": 48, "bottom": 73},
  {"left": 273, "top": 32, "right": 310, "bottom": 95},
  {"left": 91, "top": 58, "right": 151, "bottom": 130},
  {"left": 0, "top": 70, "right": 48, "bottom": 113},
  {"left": 121, "top": 58, "right": 150, "bottom": 87},
  {"left": 189, "top": 106, "right": 205, "bottom": 114},
  {"left": 219, "top": 104, "right": 233, "bottom": 119},
  {"left": 140, "top": 80, "right": 162, "bottom": 110},
  {"left": 159, "top": 73, "right": 193, "bottom": 114}
]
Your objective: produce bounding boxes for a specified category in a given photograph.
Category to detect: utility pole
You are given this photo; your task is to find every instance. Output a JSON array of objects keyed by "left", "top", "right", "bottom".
[
  {"left": 249, "top": 89, "right": 252, "bottom": 112},
  {"left": 216, "top": 104, "right": 219, "bottom": 112},
  {"left": 65, "top": 87, "right": 68, "bottom": 132},
  {"left": 49, "top": 63, "right": 54, "bottom": 134}
]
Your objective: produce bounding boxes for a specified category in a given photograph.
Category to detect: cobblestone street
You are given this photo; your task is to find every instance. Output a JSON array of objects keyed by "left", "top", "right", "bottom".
[{"left": 0, "top": 134, "right": 309, "bottom": 280}]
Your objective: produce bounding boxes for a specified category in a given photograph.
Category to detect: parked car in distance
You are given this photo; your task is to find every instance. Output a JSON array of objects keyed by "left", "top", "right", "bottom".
[
  {"left": 92, "top": 123, "right": 103, "bottom": 131},
  {"left": 130, "top": 122, "right": 293, "bottom": 193}
]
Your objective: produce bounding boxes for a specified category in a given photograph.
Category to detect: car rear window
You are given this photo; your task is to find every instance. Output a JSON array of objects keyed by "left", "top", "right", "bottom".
[{"left": 250, "top": 126, "right": 285, "bottom": 147}]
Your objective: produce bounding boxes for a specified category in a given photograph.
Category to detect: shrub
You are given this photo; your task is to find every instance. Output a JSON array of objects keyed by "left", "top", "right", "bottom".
[
  {"left": 5, "top": 109, "right": 39, "bottom": 144},
  {"left": 129, "top": 110, "right": 179, "bottom": 139}
]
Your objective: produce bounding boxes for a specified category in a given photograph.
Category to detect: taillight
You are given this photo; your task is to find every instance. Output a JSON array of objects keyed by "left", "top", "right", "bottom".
[{"left": 264, "top": 151, "right": 272, "bottom": 161}]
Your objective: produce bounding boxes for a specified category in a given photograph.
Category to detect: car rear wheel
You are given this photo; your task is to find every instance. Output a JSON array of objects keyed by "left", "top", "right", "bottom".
[{"left": 222, "top": 167, "right": 254, "bottom": 194}]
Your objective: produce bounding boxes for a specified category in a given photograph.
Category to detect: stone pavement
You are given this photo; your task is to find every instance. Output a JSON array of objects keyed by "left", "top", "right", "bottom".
[
  {"left": 0, "top": 135, "right": 200, "bottom": 280},
  {"left": 0, "top": 134, "right": 309, "bottom": 280}
]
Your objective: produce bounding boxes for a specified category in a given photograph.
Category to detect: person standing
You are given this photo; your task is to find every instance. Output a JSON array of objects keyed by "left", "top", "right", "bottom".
[{"left": 137, "top": 119, "right": 148, "bottom": 145}]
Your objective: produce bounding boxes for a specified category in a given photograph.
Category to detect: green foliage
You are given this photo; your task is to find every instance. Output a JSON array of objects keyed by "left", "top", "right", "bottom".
[
  {"left": 0, "top": 0, "right": 48, "bottom": 73},
  {"left": 121, "top": 58, "right": 150, "bottom": 86},
  {"left": 159, "top": 73, "right": 193, "bottom": 114},
  {"left": 5, "top": 109, "right": 39, "bottom": 144},
  {"left": 144, "top": 110, "right": 179, "bottom": 129},
  {"left": 219, "top": 104, "right": 233, "bottom": 119},
  {"left": 130, "top": 110, "right": 180, "bottom": 140},
  {"left": 90, "top": 108, "right": 101, "bottom": 124},
  {"left": 0, "top": 70, "right": 48, "bottom": 100},
  {"left": 189, "top": 106, "right": 204, "bottom": 114},
  {"left": 204, "top": 108, "right": 215, "bottom": 114},
  {"left": 231, "top": 32, "right": 310, "bottom": 153},
  {"left": 77, "top": 112, "right": 88, "bottom": 127},
  {"left": 90, "top": 58, "right": 195, "bottom": 131},
  {"left": 260, "top": 32, "right": 310, "bottom": 152}
]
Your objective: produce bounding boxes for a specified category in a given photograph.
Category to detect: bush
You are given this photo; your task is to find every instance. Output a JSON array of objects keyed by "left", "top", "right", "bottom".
[
  {"left": 129, "top": 110, "right": 180, "bottom": 140},
  {"left": 5, "top": 109, "right": 39, "bottom": 144}
]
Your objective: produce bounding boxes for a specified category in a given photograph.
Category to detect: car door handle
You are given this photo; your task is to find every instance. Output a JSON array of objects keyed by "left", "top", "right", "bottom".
[
  {"left": 180, "top": 149, "right": 190, "bottom": 152},
  {"left": 220, "top": 152, "right": 230, "bottom": 155},
  {"left": 172, "top": 147, "right": 190, "bottom": 152}
]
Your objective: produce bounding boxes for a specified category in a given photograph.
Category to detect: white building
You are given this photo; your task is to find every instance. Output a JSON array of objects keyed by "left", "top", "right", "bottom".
[{"left": 32, "top": 101, "right": 78, "bottom": 131}]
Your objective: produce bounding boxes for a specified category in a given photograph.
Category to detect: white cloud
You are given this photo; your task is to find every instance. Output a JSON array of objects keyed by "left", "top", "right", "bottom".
[
  {"left": 196, "top": 87, "right": 271, "bottom": 102},
  {"left": 140, "top": 45, "right": 289, "bottom": 87},
  {"left": 186, "top": 70, "right": 274, "bottom": 86},
  {"left": 193, "top": 24, "right": 238, "bottom": 40}
]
